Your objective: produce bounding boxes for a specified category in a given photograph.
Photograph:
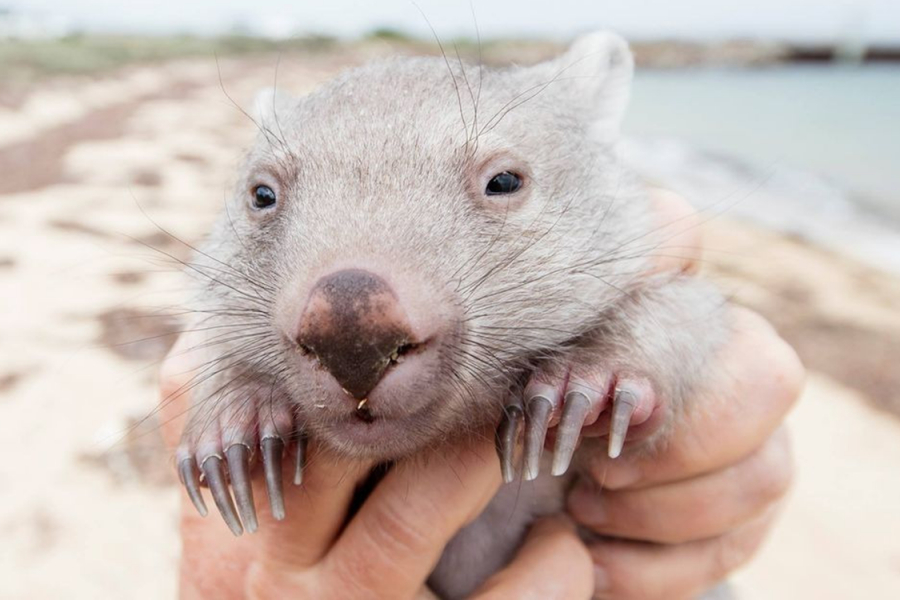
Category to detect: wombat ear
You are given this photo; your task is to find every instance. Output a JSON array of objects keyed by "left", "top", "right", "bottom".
[
  {"left": 253, "top": 87, "right": 297, "bottom": 132},
  {"left": 550, "top": 31, "right": 633, "bottom": 140}
]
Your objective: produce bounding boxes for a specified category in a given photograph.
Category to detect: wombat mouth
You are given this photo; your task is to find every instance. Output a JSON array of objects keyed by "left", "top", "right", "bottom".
[
  {"left": 355, "top": 401, "right": 375, "bottom": 423},
  {"left": 325, "top": 403, "right": 442, "bottom": 454}
]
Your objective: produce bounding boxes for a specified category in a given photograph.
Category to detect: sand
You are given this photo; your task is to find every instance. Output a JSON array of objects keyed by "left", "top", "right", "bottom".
[{"left": 0, "top": 51, "right": 897, "bottom": 599}]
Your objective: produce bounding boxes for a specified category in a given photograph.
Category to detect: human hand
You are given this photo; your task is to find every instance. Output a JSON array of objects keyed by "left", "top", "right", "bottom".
[
  {"left": 567, "top": 190, "right": 804, "bottom": 599},
  {"left": 159, "top": 337, "right": 593, "bottom": 600}
]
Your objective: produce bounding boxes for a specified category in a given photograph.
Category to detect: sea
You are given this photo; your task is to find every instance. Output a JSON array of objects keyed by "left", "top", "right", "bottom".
[{"left": 621, "top": 64, "right": 900, "bottom": 274}]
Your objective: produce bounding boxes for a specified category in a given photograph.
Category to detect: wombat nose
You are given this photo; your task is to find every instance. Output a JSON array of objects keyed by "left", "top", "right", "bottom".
[{"left": 296, "top": 269, "right": 417, "bottom": 399}]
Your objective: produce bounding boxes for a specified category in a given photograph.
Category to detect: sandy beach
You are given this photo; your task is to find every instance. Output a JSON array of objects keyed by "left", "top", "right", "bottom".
[{"left": 0, "top": 49, "right": 898, "bottom": 598}]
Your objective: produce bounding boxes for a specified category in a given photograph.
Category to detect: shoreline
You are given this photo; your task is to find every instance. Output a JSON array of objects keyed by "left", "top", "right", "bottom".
[{"left": 622, "top": 136, "right": 900, "bottom": 277}]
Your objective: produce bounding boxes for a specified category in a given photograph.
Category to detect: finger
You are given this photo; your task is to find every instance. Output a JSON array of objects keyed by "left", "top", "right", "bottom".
[
  {"left": 253, "top": 442, "right": 371, "bottom": 569},
  {"left": 585, "top": 306, "right": 804, "bottom": 490},
  {"left": 473, "top": 516, "right": 594, "bottom": 600},
  {"left": 320, "top": 437, "right": 501, "bottom": 599},
  {"left": 570, "top": 428, "right": 793, "bottom": 543},
  {"left": 647, "top": 188, "right": 703, "bottom": 275},
  {"left": 590, "top": 509, "right": 778, "bottom": 600},
  {"left": 180, "top": 506, "right": 260, "bottom": 600}
]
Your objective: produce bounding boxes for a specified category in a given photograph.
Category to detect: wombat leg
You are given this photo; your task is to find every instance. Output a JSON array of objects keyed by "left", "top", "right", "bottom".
[
  {"left": 497, "top": 367, "right": 659, "bottom": 482},
  {"left": 176, "top": 389, "right": 305, "bottom": 535}
]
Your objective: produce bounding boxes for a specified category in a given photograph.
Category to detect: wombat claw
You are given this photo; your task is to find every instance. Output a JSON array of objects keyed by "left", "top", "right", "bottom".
[
  {"left": 176, "top": 405, "right": 308, "bottom": 536},
  {"left": 495, "top": 371, "right": 655, "bottom": 482}
]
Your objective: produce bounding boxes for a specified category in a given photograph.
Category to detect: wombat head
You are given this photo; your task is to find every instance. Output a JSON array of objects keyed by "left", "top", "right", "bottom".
[{"left": 197, "top": 31, "right": 651, "bottom": 460}]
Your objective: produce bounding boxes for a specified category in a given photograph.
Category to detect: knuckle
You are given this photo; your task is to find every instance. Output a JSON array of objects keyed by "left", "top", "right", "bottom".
[
  {"left": 615, "top": 494, "right": 690, "bottom": 545},
  {"left": 614, "top": 576, "right": 693, "bottom": 600},
  {"left": 587, "top": 460, "right": 642, "bottom": 491},
  {"left": 650, "top": 188, "right": 697, "bottom": 231},
  {"left": 324, "top": 557, "right": 378, "bottom": 600},
  {"left": 751, "top": 432, "right": 795, "bottom": 505},
  {"left": 324, "top": 498, "right": 435, "bottom": 596},
  {"left": 543, "top": 533, "right": 594, "bottom": 597},
  {"left": 708, "top": 528, "right": 759, "bottom": 583},
  {"left": 656, "top": 499, "right": 714, "bottom": 545},
  {"left": 362, "top": 494, "right": 435, "bottom": 559},
  {"left": 731, "top": 306, "right": 806, "bottom": 412},
  {"left": 649, "top": 188, "right": 702, "bottom": 274},
  {"left": 245, "top": 564, "right": 314, "bottom": 599},
  {"left": 549, "top": 530, "right": 593, "bottom": 573},
  {"left": 769, "top": 337, "right": 806, "bottom": 408}
]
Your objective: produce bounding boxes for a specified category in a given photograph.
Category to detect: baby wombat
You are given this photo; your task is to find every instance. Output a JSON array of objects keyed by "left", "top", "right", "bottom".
[{"left": 174, "top": 31, "right": 727, "bottom": 598}]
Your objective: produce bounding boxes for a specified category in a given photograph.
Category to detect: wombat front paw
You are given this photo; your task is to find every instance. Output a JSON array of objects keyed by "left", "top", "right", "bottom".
[
  {"left": 175, "top": 395, "right": 305, "bottom": 536},
  {"left": 495, "top": 367, "right": 658, "bottom": 483}
]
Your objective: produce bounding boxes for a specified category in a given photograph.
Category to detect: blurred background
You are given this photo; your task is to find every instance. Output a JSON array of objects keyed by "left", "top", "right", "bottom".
[{"left": 0, "top": 1, "right": 897, "bottom": 598}]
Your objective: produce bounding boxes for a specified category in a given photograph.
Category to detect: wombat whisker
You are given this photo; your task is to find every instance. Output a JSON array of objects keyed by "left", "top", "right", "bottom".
[
  {"left": 450, "top": 351, "right": 520, "bottom": 393},
  {"left": 413, "top": 3, "right": 471, "bottom": 151},
  {"left": 99, "top": 321, "right": 267, "bottom": 353},
  {"left": 223, "top": 194, "right": 250, "bottom": 255},
  {"left": 187, "top": 331, "right": 273, "bottom": 358},
  {"left": 131, "top": 239, "right": 272, "bottom": 310},
  {"left": 459, "top": 198, "right": 571, "bottom": 300},
  {"left": 606, "top": 163, "right": 778, "bottom": 265},
  {"left": 455, "top": 171, "right": 575, "bottom": 297},
  {"left": 479, "top": 54, "right": 599, "bottom": 137},
  {"left": 214, "top": 55, "right": 293, "bottom": 159},
  {"left": 269, "top": 54, "right": 294, "bottom": 162},
  {"left": 459, "top": 179, "right": 580, "bottom": 300},
  {"left": 130, "top": 242, "right": 275, "bottom": 313},
  {"left": 449, "top": 197, "right": 514, "bottom": 292},
  {"left": 120, "top": 343, "right": 273, "bottom": 447},
  {"left": 165, "top": 335, "right": 278, "bottom": 405},
  {"left": 132, "top": 199, "right": 277, "bottom": 297},
  {"left": 453, "top": 43, "right": 481, "bottom": 154},
  {"left": 186, "top": 346, "right": 285, "bottom": 429},
  {"left": 476, "top": 322, "right": 585, "bottom": 337},
  {"left": 469, "top": 3, "right": 485, "bottom": 152}
]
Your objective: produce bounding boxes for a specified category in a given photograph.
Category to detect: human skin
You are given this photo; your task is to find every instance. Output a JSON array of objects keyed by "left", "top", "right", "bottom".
[{"left": 158, "top": 189, "right": 803, "bottom": 599}]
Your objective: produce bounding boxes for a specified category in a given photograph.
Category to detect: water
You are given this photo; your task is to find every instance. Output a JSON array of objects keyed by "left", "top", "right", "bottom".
[{"left": 620, "top": 64, "right": 900, "bottom": 273}]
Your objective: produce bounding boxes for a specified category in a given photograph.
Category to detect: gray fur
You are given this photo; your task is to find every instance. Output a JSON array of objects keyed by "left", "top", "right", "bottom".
[{"left": 180, "top": 31, "right": 728, "bottom": 598}]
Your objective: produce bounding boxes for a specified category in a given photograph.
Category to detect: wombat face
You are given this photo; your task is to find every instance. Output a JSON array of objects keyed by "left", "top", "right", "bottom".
[{"left": 199, "top": 32, "right": 651, "bottom": 461}]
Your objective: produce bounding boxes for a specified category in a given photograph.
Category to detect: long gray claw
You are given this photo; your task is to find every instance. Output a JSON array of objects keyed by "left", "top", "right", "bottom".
[
  {"left": 293, "top": 434, "right": 307, "bottom": 486},
  {"left": 523, "top": 396, "right": 553, "bottom": 481},
  {"left": 552, "top": 391, "right": 591, "bottom": 476},
  {"left": 179, "top": 457, "right": 208, "bottom": 517},
  {"left": 496, "top": 404, "right": 524, "bottom": 484},
  {"left": 609, "top": 387, "right": 638, "bottom": 459},
  {"left": 261, "top": 436, "right": 286, "bottom": 520},
  {"left": 225, "top": 444, "right": 258, "bottom": 533},
  {"left": 201, "top": 455, "right": 243, "bottom": 536}
]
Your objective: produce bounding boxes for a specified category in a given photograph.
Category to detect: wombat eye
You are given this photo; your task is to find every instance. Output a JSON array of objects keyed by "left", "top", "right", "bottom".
[
  {"left": 485, "top": 172, "right": 522, "bottom": 196},
  {"left": 252, "top": 185, "right": 277, "bottom": 210}
]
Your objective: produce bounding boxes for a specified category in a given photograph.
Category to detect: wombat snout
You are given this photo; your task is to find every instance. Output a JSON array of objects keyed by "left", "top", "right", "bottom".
[{"left": 294, "top": 269, "right": 425, "bottom": 400}]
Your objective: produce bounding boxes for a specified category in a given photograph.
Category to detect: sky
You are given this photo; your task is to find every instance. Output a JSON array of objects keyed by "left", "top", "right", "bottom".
[{"left": 6, "top": 0, "right": 900, "bottom": 43}]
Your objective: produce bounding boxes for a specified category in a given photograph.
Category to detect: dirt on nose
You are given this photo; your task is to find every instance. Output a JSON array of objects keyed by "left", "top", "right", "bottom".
[{"left": 296, "top": 269, "right": 414, "bottom": 399}]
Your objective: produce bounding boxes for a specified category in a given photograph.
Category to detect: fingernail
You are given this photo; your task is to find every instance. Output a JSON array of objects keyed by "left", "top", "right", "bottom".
[
  {"left": 593, "top": 565, "right": 611, "bottom": 594},
  {"left": 567, "top": 479, "right": 606, "bottom": 525}
]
